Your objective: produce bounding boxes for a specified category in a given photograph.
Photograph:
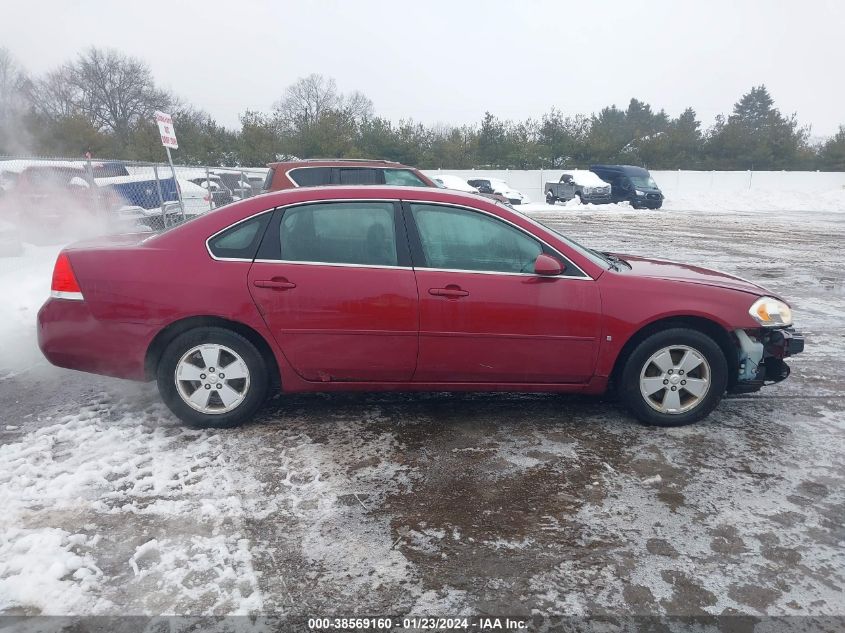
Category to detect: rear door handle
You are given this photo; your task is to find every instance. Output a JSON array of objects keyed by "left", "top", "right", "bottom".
[
  {"left": 429, "top": 286, "right": 469, "bottom": 298},
  {"left": 253, "top": 279, "right": 296, "bottom": 290}
]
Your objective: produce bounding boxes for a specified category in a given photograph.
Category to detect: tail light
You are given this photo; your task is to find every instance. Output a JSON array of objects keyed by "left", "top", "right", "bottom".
[
  {"left": 203, "top": 194, "right": 210, "bottom": 202},
  {"left": 51, "top": 252, "right": 84, "bottom": 300}
]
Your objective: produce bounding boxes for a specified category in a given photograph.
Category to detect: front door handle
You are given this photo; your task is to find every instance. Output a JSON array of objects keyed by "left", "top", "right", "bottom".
[
  {"left": 253, "top": 278, "right": 296, "bottom": 290},
  {"left": 429, "top": 286, "right": 469, "bottom": 298}
]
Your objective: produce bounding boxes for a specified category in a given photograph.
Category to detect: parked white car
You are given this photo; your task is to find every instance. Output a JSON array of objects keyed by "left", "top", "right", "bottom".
[
  {"left": 130, "top": 179, "right": 214, "bottom": 229},
  {"left": 246, "top": 170, "right": 269, "bottom": 195},
  {"left": 466, "top": 177, "right": 530, "bottom": 205},
  {"left": 431, "top": 174, "right": 480, "bottom": 193},
  {"left": 177, "top": 179, "right": 215, "bottom": 216}
]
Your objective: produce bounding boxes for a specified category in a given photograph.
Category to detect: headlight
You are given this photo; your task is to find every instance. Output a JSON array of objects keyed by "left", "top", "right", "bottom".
[
  {"left": 635, "top": 189, "right": 645, "bottom": 196},
  {"left": 749, "top": 297, "right": 793, "bottom": 327}
]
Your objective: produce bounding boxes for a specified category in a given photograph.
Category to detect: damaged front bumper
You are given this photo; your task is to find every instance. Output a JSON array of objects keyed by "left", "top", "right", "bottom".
[{"left": 730, "top": 327, "right": 805, "bottom": 393}]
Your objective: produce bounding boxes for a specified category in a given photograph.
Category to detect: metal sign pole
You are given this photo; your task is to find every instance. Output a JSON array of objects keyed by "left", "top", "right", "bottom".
[
  {"left": 165, "top": 146, "right": 185, "bottom": 221},
  {"left": 205, "top": 166, "right": 214, "bottom": 211},
  {"left": 152, "top": 164, "right": 166, "bottom": 229}
]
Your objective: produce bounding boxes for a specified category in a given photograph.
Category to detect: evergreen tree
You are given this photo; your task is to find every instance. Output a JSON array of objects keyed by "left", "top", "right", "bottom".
[
  {"left": 705, "top": 85, "right": 808, "bottom": 169},
  {"left": 819, "top": 127, "right": 845, "bottom": 171}
]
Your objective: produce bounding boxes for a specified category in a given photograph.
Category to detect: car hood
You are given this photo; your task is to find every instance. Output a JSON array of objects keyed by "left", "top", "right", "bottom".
[{"left": 617, "top": 254, "right": 773, "bottom": 297}]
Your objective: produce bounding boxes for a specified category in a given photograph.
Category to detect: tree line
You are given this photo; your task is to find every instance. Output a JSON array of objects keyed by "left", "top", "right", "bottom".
[{"left": 1, "top": 47, "right": 844, "bottom": 171}]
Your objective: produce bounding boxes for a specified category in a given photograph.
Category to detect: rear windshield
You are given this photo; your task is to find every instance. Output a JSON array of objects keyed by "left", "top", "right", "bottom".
[{"left": 262, "top": 167, "right": 275, "bottom": 192}]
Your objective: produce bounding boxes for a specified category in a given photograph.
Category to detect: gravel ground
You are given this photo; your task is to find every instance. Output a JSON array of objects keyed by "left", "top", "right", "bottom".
[{"left": 0, "top": 206, "right": 843, "bottom": 622}]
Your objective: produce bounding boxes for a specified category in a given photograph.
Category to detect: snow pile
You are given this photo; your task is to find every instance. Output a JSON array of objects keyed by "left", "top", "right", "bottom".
[{"left": 0, "top": 528, "right": 106, "bottom": 614}]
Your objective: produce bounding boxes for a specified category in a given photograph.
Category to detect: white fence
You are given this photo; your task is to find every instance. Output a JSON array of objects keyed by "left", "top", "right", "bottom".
[{"left": 423, "top": 169, "right": 845, "bottom": 205}]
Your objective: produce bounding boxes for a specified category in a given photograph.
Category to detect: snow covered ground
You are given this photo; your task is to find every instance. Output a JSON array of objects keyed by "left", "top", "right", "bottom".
[
  {"left": 425, "top": 169, "right": 845, "bottom": 214},
  {"left": 0, "top": 193, "right": 843, "bottom": 621}
]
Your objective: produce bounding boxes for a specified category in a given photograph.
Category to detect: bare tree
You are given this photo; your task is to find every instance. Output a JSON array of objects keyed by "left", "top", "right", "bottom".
[
  {"left": 343, "top": 90, "right": 374, "bottom": 125},
  {"left": 274, "top": 73, "right": 340, "bottom": 131},
  {"left": 0, "top": 48, "right": 34, "bottom": 152},
  {"left": 33, "top": 48, "right": 171, "bottom": 144},
  {"left": 0, "top": 48, "right": 30, "bottom": 124},
  {"left": 30, "top": 66, "right": 80, "bottom": 122},
  {"left": 273, "top": 73, "right": 373, "bottom": 134}
]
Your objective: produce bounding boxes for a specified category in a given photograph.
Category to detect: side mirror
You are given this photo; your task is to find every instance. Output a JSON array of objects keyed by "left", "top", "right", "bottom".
[{"left": 534, "top": 253, "right": 563, "bottom": 276}]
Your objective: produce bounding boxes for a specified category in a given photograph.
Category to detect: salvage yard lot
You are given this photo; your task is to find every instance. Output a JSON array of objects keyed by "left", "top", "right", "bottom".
[{"left": 0, "top": 205, "right": 843, "bottom": 617}]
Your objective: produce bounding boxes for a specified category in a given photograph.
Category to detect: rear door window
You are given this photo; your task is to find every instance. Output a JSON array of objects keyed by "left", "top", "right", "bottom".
[
  {"left": 278, "top": 202, "right": 398, "bottom": 266},
  {"left": 288, "top": 167, "right": 332, "bottom": 187},
  {"left": 338, "top": 168, "right": 380, "bottom": 185}
]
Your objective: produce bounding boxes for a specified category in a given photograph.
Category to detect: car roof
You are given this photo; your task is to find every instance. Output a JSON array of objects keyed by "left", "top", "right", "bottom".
[
  {"left": 589, "top": 164, "right": 651, "bottom": 176},
  {"left": 256, "top": 185, "right": 493, "bottom": 205},
  {"left": 267, "top": 159, "right": 410, "bottom": 169}
]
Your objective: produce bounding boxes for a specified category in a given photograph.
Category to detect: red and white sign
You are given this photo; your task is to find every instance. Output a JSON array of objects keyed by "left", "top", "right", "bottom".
[{"left": 155, "top": 110, "right": 178, "bottom": 149}]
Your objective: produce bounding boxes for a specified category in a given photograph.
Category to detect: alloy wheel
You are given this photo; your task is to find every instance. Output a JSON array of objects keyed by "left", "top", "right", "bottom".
[
  {"left": 639, "top": 345, "right": 711, "bottom": 414},
  {"left": 174, "top": 344, "right": 251, "bottom": 414}
]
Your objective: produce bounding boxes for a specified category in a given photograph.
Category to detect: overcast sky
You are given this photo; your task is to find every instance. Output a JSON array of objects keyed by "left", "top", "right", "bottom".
[{"left": 2, "top": 0, "right": 843, "bottom": 136}]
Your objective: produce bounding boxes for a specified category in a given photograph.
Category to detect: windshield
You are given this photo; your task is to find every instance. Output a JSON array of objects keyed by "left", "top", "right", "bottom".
[
  {"left": 497, "top": 202, "right": 614, "bottom": 270},
  {"left": 629, "top": 175, "right": 658, "bottom": 189}
]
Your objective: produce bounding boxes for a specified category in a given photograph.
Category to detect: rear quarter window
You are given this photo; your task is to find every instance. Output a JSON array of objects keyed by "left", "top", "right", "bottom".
[
  {"left": 383, "top": 169, "right": 427, "bottom": 187},
  {"left": 208, "top": 213, "right": 272, "bottom": 260},
  {"left": 288, "top": 167, "right": 332, "bottom": 187}
]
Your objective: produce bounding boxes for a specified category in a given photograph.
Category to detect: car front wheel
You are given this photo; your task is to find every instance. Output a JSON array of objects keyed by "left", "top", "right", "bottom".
[
  {"left": 157, "top": 327, "right": 269, "bottom": 427},
  {"left": 619, "top": 328, "right": 728, "bottom": 426}
]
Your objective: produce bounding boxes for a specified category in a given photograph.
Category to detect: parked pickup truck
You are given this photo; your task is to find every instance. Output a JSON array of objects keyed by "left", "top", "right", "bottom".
[{"left": 545, "top": 170, "right": 613, "bottom": 205}]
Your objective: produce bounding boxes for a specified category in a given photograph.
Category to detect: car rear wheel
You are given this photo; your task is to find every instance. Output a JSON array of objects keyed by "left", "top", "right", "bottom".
[
  {"left": 157, "top": 327, "right": 269, "bottom": 428},
  {"left": 619, "top": 328, "right": 728, "bottom": 426}
]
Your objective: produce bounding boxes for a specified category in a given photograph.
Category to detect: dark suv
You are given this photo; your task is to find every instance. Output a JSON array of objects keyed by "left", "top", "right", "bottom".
[
  {"left": 589, "top": 165, "right": 664, "bottom": 209},
  {"left": 263, "top": 159, "right": 436, "bottom": 192}
]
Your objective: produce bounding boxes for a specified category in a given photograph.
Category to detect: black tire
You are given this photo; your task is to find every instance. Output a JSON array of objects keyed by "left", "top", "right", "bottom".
[
  {"left": 156, "top": 326, "right": 269, "bottom": 428},
  {"left": 619, "top": 328, "right": 728, "bottom": 427},
  {"left": 546, "top": 195, "right": 556, "bottom": 205}
]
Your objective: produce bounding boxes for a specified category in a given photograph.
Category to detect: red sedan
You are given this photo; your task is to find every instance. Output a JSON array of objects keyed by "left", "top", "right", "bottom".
[{"left": 38, "top": 186, "right": 803, "bottom": 428}]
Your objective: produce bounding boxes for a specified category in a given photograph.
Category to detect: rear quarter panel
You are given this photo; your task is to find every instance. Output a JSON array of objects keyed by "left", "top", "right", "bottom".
[{"left": 64, "top": 209, "right": 278, "bottom": 379}]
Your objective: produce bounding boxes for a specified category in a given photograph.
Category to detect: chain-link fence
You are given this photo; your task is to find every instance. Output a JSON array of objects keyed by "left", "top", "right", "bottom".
[{"left": 0, "top": 156, "right": 269, "bottom": 252}]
